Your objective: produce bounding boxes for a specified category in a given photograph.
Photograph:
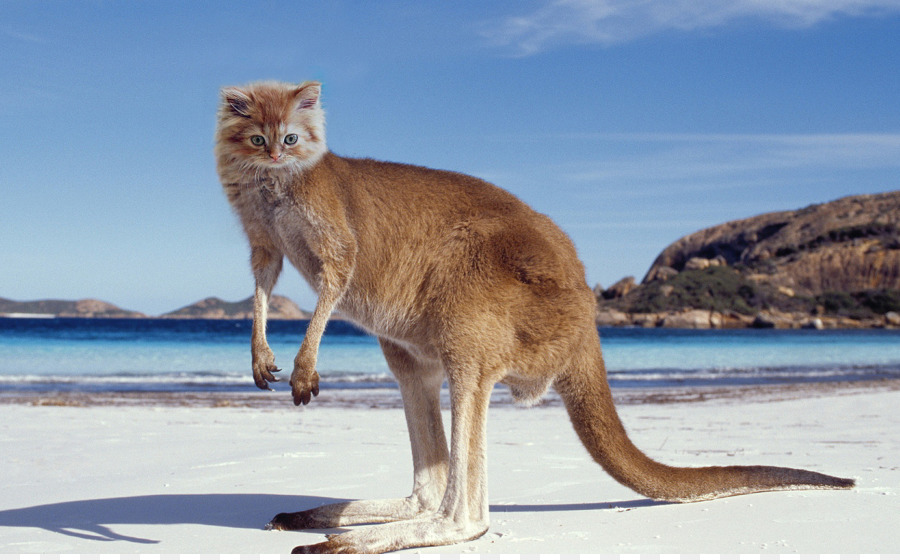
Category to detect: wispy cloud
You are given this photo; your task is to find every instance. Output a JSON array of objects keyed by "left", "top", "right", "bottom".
[
  {"left": 484, "top": 0, "right": 900, "bottom": 54},
  {"left": 563, "top": 133, "right": 900, "bottom": 181},
  {"left": 1, "top": 25, "right": 46, "bottom": 44},
  {"left": 484, "top": 132, "right": 900, "bottom": 204}
]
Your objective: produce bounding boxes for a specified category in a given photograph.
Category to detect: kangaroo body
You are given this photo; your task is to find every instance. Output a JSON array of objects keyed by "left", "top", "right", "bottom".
[{"left": 215, "top": 81, "right": 854, "bottom": 554}]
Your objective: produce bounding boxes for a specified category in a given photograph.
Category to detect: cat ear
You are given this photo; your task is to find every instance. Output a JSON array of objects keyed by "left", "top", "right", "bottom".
[
  {"left": 294, "top": 81, "right": 321, "bottom": 111},
  {"left": 221, "top": 87, "right": 253, "bottom": 118}
]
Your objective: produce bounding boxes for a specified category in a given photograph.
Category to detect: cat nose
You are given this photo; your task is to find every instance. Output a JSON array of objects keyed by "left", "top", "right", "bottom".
[{"left": 270, "top": 151, "right": 281, "bottom": 162}]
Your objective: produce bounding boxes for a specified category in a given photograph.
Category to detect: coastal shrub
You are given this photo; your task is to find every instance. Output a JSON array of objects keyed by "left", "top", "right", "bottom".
[
  {"left": 627, "top": 267, "right": 764, "bottom": 315},
  {"left": 860, "top": 290, "right": 900, "bottom": 314},
  {"left": 815, "top": 290, "right": 900, "bottom": 319},
  {"left": 764, "top": 223, "right": 899, "bottom": 262},
  {"left": 603, "top": 264, "right": 900, "bottom": 319},
  {"left": 775, "top": 245, "right": 798, "bottom": 258},
  {"left": 783, "top": 222, "right": 899, "bottom": 254},
  {"left": 817, "top": 292, "right": 858, "bottom": 315}
]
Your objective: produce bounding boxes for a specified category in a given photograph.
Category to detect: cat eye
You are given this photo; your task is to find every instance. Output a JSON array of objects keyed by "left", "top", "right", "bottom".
[
  {"left": 250, "top": 135, "right": 266, "bottom": 146},
  {"left": 284, "top": 134, "right": 299, "bottom": 145}
]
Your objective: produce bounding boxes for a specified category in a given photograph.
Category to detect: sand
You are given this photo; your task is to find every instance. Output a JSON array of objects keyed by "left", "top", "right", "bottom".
[{"left": 1, "top": 380, "right": 898, "bottom": 554}]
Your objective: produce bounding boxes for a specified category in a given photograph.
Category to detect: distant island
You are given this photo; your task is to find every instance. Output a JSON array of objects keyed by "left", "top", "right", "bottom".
[
  {"left": 3, "top": 191, "right": 899, "bottom": 328},
  {"left": 160, "top": 295, "right": 310, "bottom": 320},
  {"left": 0, "top": 295, "right": 309, "bottom": 321},
  {"left": 0, "top": 297, "right": 147, "bottom": 319}
]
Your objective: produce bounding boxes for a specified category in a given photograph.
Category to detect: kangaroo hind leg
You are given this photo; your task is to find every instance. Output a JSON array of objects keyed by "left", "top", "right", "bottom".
[
  {"left": 267, "top": 338, "right": 449, "bottom": 531},
  {"left": 290, "top": 359, "right": 496, "bottom": 553}
]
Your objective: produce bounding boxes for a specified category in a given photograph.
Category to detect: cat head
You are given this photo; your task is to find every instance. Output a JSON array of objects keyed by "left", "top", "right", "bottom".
[{"left": 215, "top": 80, "right": 326, "bottom": 173}]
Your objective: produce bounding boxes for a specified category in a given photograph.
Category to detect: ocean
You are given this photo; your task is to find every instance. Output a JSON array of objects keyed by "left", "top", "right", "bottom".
[{"left": 1, "top": 317, "right": 898, "bottom": 394}]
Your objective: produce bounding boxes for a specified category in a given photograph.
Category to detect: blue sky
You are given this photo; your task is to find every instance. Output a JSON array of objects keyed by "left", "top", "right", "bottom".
[{"left": 3, "top": 1, "right": 900, "bottom": 315}]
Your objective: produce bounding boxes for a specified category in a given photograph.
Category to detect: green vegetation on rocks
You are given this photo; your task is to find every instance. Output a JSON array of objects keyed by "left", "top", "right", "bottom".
[{"left": 627, "top": 267, "right": 763, "bottom": 315}]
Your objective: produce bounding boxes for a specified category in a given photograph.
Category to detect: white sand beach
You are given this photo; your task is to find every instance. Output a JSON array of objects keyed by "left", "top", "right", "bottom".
[{"left": 1, "top": 381, "right": 898, "bottom": 554}]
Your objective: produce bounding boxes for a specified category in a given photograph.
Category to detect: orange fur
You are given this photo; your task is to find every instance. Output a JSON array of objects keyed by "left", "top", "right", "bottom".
[{"left": 215, "top": 81, "right": 854, "bottom": 554}]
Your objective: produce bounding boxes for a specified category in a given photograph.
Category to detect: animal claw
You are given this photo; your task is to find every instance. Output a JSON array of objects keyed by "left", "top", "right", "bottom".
[
  {"left": 291, "top": 369, "right": 320, "bottom": 405},
  {"left": 291, "top": 539, "right": 341, "bottom": 554},
  {"left": 292, "top": 390, "right": 313, "bottom": 406}
]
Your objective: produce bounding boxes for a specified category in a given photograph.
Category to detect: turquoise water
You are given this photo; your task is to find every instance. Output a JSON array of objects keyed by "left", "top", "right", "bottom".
[{"left": 0, "top": 318, "right": 898, "bottom": 392}]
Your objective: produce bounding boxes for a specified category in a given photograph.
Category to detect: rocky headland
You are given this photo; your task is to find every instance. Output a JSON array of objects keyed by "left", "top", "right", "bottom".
[
  {"left": 596, "top": 190, "right": 900, "bottom": 328},
  {"left": 0, "top": 297, "right": 146, "bottom": 319},
  {"left": 4, "top": 192, "right": 899, "bottom": 328},
  {"left": 159, "top": 295, "right": 309, "bottom": 320},
  {"left": 0, "top": 295, "right": 309, "bottom": 320}
]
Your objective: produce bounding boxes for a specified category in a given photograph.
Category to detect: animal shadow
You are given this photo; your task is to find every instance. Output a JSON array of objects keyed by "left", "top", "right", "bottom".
[
  {"left": 1, "top": 494, "right": 664, "bottom": 546},
  {"left": 0, "top": 493, "right": 334, "bottom": 544}
]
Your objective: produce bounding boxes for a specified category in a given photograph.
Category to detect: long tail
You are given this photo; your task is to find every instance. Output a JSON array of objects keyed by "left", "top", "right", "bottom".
[{"left": 553, "top": 337, "right": 854, "bottom": 502}]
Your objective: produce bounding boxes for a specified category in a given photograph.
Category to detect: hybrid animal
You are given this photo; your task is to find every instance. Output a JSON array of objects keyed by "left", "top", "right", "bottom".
[{"left": 214, "top": 80, "right": 854, "bottom": 554}]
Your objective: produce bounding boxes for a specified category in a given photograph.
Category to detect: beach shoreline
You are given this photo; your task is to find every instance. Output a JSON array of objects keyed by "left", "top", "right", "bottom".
[
  {"left": 3, "top": 376, "right": 898, "bottom": 409},
  {"left": 2, "top": 377, "right": 898, "bottom": 553}
]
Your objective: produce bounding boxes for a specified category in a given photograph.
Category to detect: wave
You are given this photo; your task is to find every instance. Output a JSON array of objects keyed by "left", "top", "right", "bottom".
[
  {"left": 607, "top": 363, "right": 900, "bottom": 388},
  {"left": 2, "top": 362, "right": 897, "bottom": 393},
  {"left": 1, "top": 369, "right": 398, "bottom": 393}
]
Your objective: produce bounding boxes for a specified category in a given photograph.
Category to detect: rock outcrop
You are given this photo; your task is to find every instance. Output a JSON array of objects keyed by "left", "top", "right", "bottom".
[
  {"left": 599, "top": 191, "right": 900, "bottom": 328},
  {"left": 643, "top": 191, "right": 900, "bottom": 295},
  {"left": 1, "top": 294, "right": 312, "bottom": 320},
  {"left": 599, "top": 276, "right": 637, "bottom": 300},
  {"left": 0, "top": 297, "right": 146, "bottom": 318},
  {"left": 160, "top": 295, "right": 309, "bottom": 320}
]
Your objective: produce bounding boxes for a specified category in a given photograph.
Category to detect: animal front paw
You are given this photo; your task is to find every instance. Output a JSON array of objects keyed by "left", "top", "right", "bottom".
[
  {"left": 251, "top": 345, "right": 281, "bottom": 390},
  {"left": 290, "top": 361, "right": 320, "bottom": 406}
]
